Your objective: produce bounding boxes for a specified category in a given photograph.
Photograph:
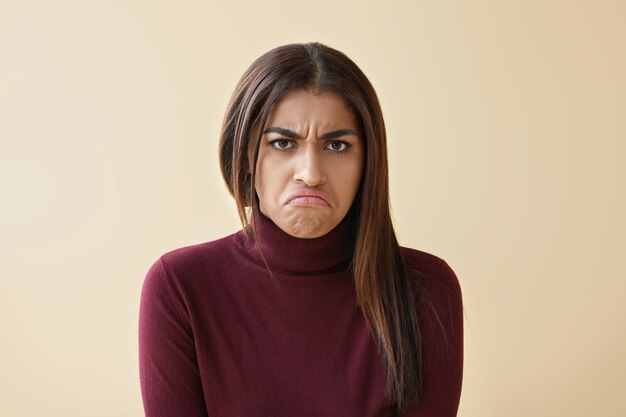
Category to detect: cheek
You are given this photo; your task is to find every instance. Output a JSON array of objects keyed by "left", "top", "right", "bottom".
[
  {"left": 254, "top": 150, "right": 272, "bottom": 188},
  {"left": 334, "top": 158, "right": 363, "bottom": 201},
  {"left": 254, "top": 154, "right": 287, "bottom": 202}
]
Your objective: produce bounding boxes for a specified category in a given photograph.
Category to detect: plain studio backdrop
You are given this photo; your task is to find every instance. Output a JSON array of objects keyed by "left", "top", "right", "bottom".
[{"left": 1, "top": 1, "right": 624, "bottom": 416}]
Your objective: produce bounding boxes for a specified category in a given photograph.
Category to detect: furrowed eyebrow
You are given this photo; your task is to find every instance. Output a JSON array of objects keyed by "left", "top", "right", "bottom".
[
  {"left": 321, "top": 129, "right": 358, "bottom": 140},
  {"left": 263, "top": 127, "right": 300, "bottom": 138},
  {"left": 262, "top": 127, "right": 357, "bottom": 140}
]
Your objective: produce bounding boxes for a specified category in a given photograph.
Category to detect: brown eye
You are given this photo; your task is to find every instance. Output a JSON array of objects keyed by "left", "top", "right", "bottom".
[
  {"left": 270, "top": 139, "right": 295, "bottom": 151},
  {"left": 326, "top": 141, "right": 350, "bottom": 152}
]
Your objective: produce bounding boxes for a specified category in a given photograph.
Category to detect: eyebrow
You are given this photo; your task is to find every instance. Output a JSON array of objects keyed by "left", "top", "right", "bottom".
[{"left": 262, "top": 126, "right": 358, "bottom": 140}]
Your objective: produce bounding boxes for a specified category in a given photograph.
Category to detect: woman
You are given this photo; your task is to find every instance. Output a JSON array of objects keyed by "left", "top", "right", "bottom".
[{"left": 139, "top": 42, "right": 463, "bottom": 417}]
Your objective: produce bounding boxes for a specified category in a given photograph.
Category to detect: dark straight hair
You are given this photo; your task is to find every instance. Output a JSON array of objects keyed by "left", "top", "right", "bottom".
[{"left": 219, "top": 42, "right": 423, "bottom": 411}]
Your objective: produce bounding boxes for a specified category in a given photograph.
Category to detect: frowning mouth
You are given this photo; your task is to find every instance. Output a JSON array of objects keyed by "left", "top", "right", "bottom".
[{"left": 285, "top": 190, "right": 332, "bottom": 207}]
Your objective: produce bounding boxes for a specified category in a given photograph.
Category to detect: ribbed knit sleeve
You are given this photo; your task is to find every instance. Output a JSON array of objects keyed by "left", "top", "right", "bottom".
[
  {"left": 401, "top": 259, "right": 464, "bottom": 416},
  {"left": 138, "top": 257, "right": 209, "bottom": 417}
]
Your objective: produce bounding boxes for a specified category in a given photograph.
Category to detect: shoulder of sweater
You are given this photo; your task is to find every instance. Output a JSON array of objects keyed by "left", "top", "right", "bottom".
[
  {"left": 155, "top": 230, "right": 241, "bottom": 281},
  {"left": 399, "top": 246, "right": 461, "bottom": 298}
]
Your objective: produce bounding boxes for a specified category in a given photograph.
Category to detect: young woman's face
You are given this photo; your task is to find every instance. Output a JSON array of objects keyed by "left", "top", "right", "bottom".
[{"left": 251, "top": 89, "right": 364, "bottom": 239}]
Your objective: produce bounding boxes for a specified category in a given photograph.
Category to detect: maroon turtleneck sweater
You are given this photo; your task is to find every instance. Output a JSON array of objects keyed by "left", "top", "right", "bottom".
[{"left": 138, "top": 210, "right": 463, "bottom": 416}]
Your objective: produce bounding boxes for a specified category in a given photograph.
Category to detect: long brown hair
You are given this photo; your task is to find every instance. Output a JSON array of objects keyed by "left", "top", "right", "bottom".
[{"left": 219, "top": 42, "right": 423, "bottom": 411}]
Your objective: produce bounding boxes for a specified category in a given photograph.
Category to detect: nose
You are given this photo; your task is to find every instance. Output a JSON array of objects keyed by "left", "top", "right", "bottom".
[{"left": 293, "top": 147, "right": 326, "bottom": 186}]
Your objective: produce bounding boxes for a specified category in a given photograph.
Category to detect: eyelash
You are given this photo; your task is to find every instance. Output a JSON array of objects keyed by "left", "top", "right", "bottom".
[{"left": 268, "top": 138, "right": 352, "bottom": 153}]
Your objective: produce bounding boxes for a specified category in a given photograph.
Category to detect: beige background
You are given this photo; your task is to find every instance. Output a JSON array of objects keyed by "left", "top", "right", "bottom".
[{"left": 1, "top": 1, "right": 624, "bottom": 416}]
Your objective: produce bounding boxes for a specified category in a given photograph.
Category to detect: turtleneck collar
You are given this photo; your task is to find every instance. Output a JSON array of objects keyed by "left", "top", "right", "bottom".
[{"left": 237, "top": 208, "right": 356, "bottom": 275}]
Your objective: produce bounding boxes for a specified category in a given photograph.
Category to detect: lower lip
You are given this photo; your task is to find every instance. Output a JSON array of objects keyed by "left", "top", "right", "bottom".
[{"left": 288, "top": 196, "right": 329, "bottom": 206}]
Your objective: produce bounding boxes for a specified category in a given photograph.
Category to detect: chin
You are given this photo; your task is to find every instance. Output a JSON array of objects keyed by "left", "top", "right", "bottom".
[{"left": 285, "top": 214, "right": 331, "bottom": 239}]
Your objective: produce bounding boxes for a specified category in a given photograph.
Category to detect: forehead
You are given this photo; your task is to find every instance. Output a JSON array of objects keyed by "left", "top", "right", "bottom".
[{"left": 264, "top": 89, "right": 357, "bottom": 128}]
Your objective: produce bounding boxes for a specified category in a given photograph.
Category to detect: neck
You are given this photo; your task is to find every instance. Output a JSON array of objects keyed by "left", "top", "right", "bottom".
[{"left": 240, "top": 208, "right": 356, "bottom": 274}]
